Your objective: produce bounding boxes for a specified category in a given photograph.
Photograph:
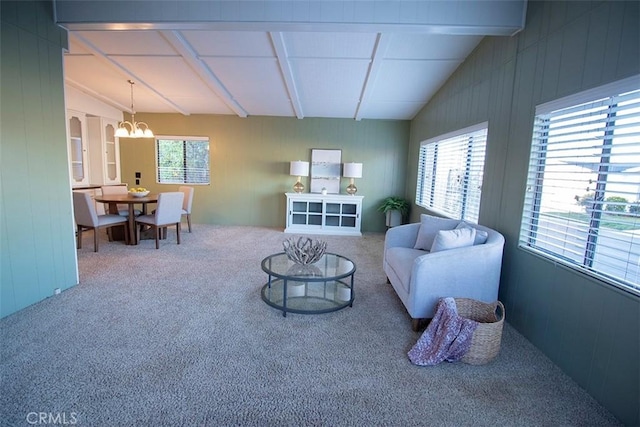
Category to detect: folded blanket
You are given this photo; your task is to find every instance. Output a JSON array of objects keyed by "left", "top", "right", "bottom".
[{"left": 408, "top": 297, "right": 478, "bottom": 366}]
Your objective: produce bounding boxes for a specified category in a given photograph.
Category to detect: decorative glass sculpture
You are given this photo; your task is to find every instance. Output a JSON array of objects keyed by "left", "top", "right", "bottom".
[{"left": 283, "top": 237, "right": 327, "bottom": 265}]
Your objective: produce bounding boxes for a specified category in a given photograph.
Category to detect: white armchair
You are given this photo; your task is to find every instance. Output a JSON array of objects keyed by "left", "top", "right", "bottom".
[{"left": 383, "top": 215, "right": 505, "bottom": 330}]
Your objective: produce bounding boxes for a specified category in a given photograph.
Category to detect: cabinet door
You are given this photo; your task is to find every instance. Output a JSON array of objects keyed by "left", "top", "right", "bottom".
[
  {"left": 340, "top": 202, "right": 359, "bottom": 229},
  {"left": 324, "top": 202, "right": 342, "bottom": 227},
  {"left": 102, "top": 119, "right": 120, "bottom": 184},
  {"left": 290, "top": 200, "right": 308, "bottom": 225},
  {"left": 88, "top": 117, "right": 121, "bottom": 185},
  {"left": 289, "top": 200, "right": 323, "bottom": 227},
  {"left": 67, "top": 111, "right": 89, "bottom": 186},
  {"left": 324, "top": 201, "right": 359, "bottom": 229}
]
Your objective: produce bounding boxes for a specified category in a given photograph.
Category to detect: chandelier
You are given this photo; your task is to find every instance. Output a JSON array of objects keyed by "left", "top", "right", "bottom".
[{"left": 115, "top": 80, "right": 154, "bottom": 138}]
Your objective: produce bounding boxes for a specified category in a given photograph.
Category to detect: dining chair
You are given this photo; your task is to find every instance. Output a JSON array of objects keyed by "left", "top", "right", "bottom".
[
  {"left": 178, "top": 186, "right": 194, "bottom": 232},
  {"left": 134, "top": 192, "right": 184, "bottom": 249},
  {"left": 73, "top": 191, "right": 129, "bottom": 252},
  {"left": 100, "top": 185, "right": 142, "bottom": 242},
  {"left": 100, "top": 185, "right": 141, "bottom": 216}
]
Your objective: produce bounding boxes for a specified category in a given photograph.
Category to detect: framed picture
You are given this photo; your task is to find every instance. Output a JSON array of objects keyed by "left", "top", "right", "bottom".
[{"left": 310, "top": 149, "right": 341, "bottom": 194}]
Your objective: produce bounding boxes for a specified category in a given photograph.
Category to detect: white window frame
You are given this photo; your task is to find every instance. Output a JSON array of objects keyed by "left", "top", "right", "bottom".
[
  {"left": 415, "top": 122, "right": 488, "bottom": 223},
  {"left": 519, "top": 76, "right": 640, "bottom": 295},
  {"left": 155, "top": 135, "right": 210, "bottom": 185}
]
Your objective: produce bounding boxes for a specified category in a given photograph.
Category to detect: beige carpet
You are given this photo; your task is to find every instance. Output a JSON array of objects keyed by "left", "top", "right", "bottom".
[{"left": 0, "top": 225, "right": 621, "bottom": 426}]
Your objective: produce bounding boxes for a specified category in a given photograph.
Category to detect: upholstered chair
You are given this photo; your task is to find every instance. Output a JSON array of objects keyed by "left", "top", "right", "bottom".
[
  {"left": 134, "top": 192, "right": 184, "bottom": 249},
  {"left": 100, "top": 185, "right": 140, "bottom": 216},
  {"left": 72, "top": 191, "right": 129, "bottom": 252},
  {"left": 383, "top": 214, "right": 505, "bottom": 331},
  {"left": 178, "top": 186, "right": 194, "bottom": 232}
]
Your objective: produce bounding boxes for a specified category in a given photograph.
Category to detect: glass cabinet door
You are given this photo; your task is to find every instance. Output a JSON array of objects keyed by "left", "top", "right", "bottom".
[
  {"left": 104, "top": 123, "right": 118, "bottom": 182},
  {"left": 68, "top": 113, "right": 88, "bottom": 185}
]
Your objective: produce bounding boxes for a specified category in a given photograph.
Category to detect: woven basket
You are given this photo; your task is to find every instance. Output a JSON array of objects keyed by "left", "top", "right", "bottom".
[{"left": 455, "top": 298, "right": 505, "bottom": 365}]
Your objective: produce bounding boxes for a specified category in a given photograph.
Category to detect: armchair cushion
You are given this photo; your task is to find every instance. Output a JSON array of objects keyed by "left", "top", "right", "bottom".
[
  {"left": 413, "top": 214, "right": 460, "bottom": 250},
  {"left": 456, "top": 221, "right": 488, "bottom": 245},
  {"left": 385, "top": 247, "right": 425, "bottom": 294},
  {"left": 430, "top": 227, "right": 476, "bottom": 253}
]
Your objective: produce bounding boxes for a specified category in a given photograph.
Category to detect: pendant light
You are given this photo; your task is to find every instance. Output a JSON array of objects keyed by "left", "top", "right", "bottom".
[{"left": 115, "top": 80, "right": 154, "bottom": 138}]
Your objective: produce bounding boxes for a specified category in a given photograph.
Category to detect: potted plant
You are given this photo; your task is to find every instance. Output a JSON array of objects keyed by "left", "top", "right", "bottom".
[{"left": 378, "top": 196, "right": 410, "bottom": 227}]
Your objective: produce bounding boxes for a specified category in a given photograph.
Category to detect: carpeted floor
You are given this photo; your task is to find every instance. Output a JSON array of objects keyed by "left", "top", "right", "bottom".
[{"left": 0, "top": 225, "right": 621, "bottom": 426}]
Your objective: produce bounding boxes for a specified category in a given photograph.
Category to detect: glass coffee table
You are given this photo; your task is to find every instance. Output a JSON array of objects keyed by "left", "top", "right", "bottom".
[{"left": 261, "top": 252, "right": 356, "bottom": 317}]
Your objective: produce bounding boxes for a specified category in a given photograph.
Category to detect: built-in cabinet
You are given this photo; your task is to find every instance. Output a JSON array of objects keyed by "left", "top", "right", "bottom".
[
  {"left": 66, "top": 110, "right": 121, "bottom": 187},
  {"left": 66, "top": 87, "right": 125, "bottom": 227},
  {"left": 285, "top": 193, "right": 363, "bottom": 236}
]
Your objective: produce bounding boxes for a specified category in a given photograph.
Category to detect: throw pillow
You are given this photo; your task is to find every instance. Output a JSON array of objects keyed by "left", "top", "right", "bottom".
[
  {"left": 456, "top": 221, "right": 489, "bottom": 245},
  {"left": 413, "top": 214, "right": 460, "bottom": 250},
  {"left": 430, "top": 227, "right": 477, "bottom": 253}
]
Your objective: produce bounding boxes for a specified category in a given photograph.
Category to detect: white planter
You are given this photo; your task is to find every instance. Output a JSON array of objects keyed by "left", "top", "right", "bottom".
[{"left": 385, "top": 210, "right": 403, "bottom": 227}]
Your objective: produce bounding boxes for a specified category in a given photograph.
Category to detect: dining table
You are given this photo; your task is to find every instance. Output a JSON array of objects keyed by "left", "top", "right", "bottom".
[{"left": 94, "top": 193, "right": 158, "bottom": 245}]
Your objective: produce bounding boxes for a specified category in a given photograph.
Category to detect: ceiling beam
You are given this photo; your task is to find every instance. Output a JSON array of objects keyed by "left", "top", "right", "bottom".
[
  {"left": 354, "top": 33, "right": 390, "bottom": 121},
  {"left": 269, "top": 32, "right": 304, "bottom": 119},
  {"left": 56, "top": 0, "right": 527, "bottom": 37},
  {"left": 69, "top": 32, "right": 190, "bottom": 115},
  {"left": 160, "top": 30, "right": 248, "bottom": 118}
]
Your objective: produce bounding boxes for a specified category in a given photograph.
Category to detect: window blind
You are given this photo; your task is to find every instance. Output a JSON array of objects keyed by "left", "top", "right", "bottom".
[
  {"left": 520, "top": 80, "right": 640, "bottom": 294},
  {"left": 156, "top": 136, "right": 210, "bottom": 185},
  {"left": 416, "top": 123, "right": 488, "bottom": 222}
]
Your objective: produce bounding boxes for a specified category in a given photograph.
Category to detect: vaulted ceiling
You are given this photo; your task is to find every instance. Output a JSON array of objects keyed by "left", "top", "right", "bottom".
[{"left": 58, "top": 1, "right": 526, "bottom": 121}]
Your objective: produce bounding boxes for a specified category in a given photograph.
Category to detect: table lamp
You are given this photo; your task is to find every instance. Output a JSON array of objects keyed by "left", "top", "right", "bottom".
[
  {"left": 290, "top": 161, "right": 309, "bottom": 193},
  {"left": 343, "top": 162, "right": 363, "bottom": 195}
]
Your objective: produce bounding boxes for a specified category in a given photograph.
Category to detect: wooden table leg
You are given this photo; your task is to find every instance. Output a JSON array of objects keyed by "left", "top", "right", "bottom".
[
  {"left": 129, "top": 204, "right": 136, "bottom": 245},
  {"left": 106, "top": 202, "right": 118, "bottom": 241}
]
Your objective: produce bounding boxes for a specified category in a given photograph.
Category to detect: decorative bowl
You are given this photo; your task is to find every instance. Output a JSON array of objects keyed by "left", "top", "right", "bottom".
[{"left": 129, "top": 190, "right": 150, "bottom": 198}]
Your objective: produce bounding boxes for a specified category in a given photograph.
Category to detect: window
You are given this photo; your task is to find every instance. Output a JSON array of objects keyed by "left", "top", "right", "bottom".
[
  {"left": 415, "top": 123, "right": 488, "bottom": 222},
  {"left": 156, "top": 136, "right": 210, "bottom": 184},
  {"left": 520, "top": 76, "right": 640, "bottom": 294}
]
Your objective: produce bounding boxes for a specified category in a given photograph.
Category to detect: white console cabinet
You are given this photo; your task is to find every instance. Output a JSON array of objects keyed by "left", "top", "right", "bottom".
[{"left": 285, "top": 193, "right": 363, "bottom": 236}]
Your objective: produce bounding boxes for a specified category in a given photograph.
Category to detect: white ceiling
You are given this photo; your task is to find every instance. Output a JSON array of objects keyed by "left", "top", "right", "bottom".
[{"left": 60, "top": 1, "right": 526, "bottom": 121}]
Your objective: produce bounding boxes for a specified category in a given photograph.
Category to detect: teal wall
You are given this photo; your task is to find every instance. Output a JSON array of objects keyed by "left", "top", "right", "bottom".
[
  {"left": 119, "top": 114, "right": 410, "bottom": 233},
  {"left": 0, "top": 1, "right": 78, "bottom": 318},
  {"left": 408, "top": 1, "right": 639, "bottom": 424}
]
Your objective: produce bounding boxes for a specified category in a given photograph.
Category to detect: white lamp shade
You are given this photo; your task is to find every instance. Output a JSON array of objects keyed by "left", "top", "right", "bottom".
[
  {"left": 290, "top": 161, "right": 309, "bottom": 176},
  {"left": 343, "top": 162, "right": 363, "bottom": 178},
  {"left": 115, "top": 127, "right": 129, "bottom": 137}
]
